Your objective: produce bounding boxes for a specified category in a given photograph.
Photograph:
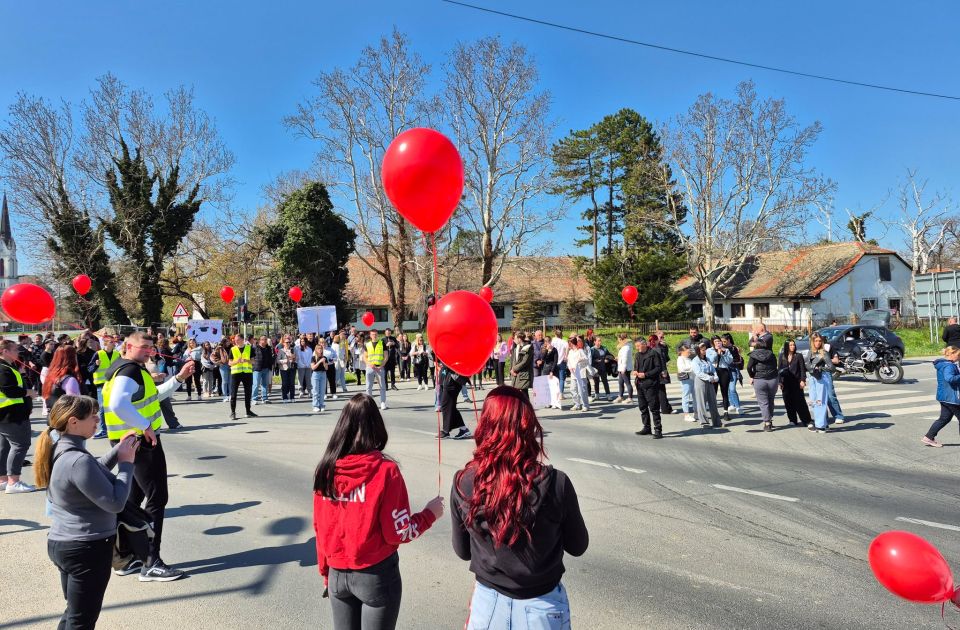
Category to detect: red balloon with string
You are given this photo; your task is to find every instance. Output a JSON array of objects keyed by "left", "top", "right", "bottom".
[
  {"left": 427, "top": 291, "right": 498, "bottom": 376},
  {"left": 72, "top": 274, "right": 92, "bottom": 296},
  {"left": 362, "top": 311, "right": 375, "bottom": 327},
  {"left": 289, "top": 286, "right": 303, "bottom": 303},
  {"left": 621, "top": 285, "right": 638, "bottom": 305},
  {"left": 381, "top": 128, "right": 464, "bottom": 233},
  {"left": 1, "top": 283, "right": 56, "bottom": 325},
  {"left": 478, "top": 286, "right": 494, "bottom": 303},
  {"left": 869, "top": 531, "right": 956, "bottom": 604},
  {"left": 220, "top": 285, "right": 235, "bottom": 303}
]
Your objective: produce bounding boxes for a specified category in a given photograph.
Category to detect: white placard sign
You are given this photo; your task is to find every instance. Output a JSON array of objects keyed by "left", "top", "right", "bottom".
[
  {"left": 530, "top": 375, "right": 552, "bottom": 410},
  {"left": 297, "top": 306, "right": 338, "bottom": 335},
  {"left": 184, "top": 319, "right": 224, "bottom": 345}
]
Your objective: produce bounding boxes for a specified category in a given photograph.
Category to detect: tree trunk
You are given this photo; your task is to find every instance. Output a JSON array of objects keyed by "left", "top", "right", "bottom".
[
  {"left": 395, "top": 222, "right": 410, "bottom": 331},
  {"left": 701, "top": 277, "right": 717, "bottom": 332},
  {"left": 482, "top": 230, "right": 494, "bottom": 286},
  {"left": 138, "top": 264, "right": 165, "bottom": 327}
]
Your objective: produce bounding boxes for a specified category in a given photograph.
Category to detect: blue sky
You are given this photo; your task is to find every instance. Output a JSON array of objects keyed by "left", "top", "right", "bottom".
[{"left": 2, "top": 0, "right": 958, "bottom": 269}]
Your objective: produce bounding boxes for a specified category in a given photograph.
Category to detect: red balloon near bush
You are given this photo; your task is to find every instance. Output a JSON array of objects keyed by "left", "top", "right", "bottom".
[
  {"left": 71, "top": 274, "right": 92, "bottom": 296},
  {"left": 220, "top": 285, "right": 235, "bottom": 303},
  {"left": 289, "top": 286, "right": 303, "bottom": 303},
  {"left": 868, "top": 531, "right": 955, "bottom": 603},
  {"left": 621, "top": 285, "right": 638, "bottom": 306},
  {"left": 362, "top": 311, "right": 375, "bottom": 327},
  {"left": 381, "top": 128, "right": 464, "bottom": 233},
  {"left": 427, "top": 291, "right": 498, "bottom": 376},
  {"left": 1, "top": 283, "right": 56, "bottom": 325},
  {"left": 478, "top": 286, "right": 494, "bottom": 303}
]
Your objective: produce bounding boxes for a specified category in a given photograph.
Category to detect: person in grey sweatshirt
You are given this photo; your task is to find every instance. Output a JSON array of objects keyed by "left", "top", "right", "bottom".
[{"left": 34, "top": 395, "right": 139, "bottom": 630}]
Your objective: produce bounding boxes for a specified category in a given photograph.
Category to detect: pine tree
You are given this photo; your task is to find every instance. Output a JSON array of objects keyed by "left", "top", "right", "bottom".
[{"left": 511, "top": 298, "right": 543, "bottom": 332}]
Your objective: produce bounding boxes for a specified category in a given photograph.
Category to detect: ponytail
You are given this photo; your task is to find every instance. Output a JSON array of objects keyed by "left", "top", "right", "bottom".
[{"left": 33, "top": 427, "right": 56, "bottom": 489}]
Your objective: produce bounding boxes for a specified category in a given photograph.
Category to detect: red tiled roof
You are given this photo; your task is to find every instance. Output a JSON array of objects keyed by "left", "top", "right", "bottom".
[{"left": 676, "top": 242, "right": 910, "bottom": 300}]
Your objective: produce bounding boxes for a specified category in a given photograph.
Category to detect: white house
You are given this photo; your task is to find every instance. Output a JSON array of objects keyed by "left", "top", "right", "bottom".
[{"left": 676, "top": 242, "right": 913, "bottom": 330}]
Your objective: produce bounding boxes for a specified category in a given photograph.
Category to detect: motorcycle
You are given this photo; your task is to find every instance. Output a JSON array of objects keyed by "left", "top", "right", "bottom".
[{"left": 837, "top": 340, "right": 904, "bottom": 384}]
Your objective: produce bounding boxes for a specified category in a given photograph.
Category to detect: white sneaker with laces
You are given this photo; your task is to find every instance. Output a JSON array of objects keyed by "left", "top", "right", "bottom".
[
  {"left": 380, "top": 402, "right": 388, "bottom": 410},
  {"left": 312, "top": 407, "right": 320, "bottom": 412},
  {"left": 5, "top": 480, "right": 36, "bottom": 494}
]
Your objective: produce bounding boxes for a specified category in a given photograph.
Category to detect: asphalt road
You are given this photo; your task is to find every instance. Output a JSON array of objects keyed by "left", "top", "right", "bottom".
[{"left": 2, "top": 359, "right": 959, "bottom": 629}]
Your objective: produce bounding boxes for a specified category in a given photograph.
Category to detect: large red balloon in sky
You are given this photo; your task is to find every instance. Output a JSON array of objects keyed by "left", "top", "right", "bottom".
[
  {"left": 381, "top": 128, "right": 464, "bottom": 233},
  {"left": 71, "top": 274, "right": 92, "bottom": 296},
  {"left": 868, "top": 531, "right": 955, "bottom": 604},
  {"left": 220, "top": 285, "right": 235, "bottom": 303},
  {"left": 288, "top": 286, "right": 303, "bottom": 303},
  {"left": 427, "top": 291, "right": 498, "bottom": 376},
  {"left": 1, "top": 283, "right": 56, "bottom": 325},
  {"left": 621, "top": 285, "right": 638, "bottom": 306}
]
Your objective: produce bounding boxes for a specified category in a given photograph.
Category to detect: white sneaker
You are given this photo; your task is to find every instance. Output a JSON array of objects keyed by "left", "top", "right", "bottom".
[
  {"left": 380, "top": 402, "right": 388, "bottom": 410},
  {"left": 612, "top": 397, "right": 623, "bottom": 403},
  {"left": 727, "top": 406, "right": 736, "bottom": 413},
  {"left": 5, "top": 480, "right": 36, "bottom": 494},
  {"left": 312, "top": 407, "right": 321, "bottom": 412},
  {"left": 684, "top": 414, "right": 696, "bottom": 422},
  {"left": 331, "top": 395, "right": 338, "bottom": 400}
]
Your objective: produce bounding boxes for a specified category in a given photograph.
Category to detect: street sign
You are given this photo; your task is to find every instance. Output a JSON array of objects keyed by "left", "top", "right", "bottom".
[{"left": 172, "top": 302, "right": 190, "bottom": 324}]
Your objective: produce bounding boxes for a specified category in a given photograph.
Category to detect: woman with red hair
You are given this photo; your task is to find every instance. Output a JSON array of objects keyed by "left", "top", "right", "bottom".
[
  {"left": 43, "top": 345, "right": 83, "bottom": 410},
  {"left": 452, "top": 386, "right": 588, "bottom": 629}
]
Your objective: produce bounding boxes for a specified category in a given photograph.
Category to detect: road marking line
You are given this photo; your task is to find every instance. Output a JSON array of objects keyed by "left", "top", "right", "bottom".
[
  {"left": 895, "top": 517, "right": 960, "bottom": 532},
  {"left": 825, "top": 389, "right": 920, "bottom": 401},
  {"left": 711, "top": 484, "right": 799, "bottom": 502},
  {"left": 405, "top": 428, "right": 439, "bottom": 437},
  {"left": 840, "top": 394, "right": 933, "bottom": 410},
  {"left": 566, "top": 457, "right": 645, "bottom": 474}
]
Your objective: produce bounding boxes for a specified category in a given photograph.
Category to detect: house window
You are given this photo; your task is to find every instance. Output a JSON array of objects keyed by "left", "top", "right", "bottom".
[
  {"left": 543, "top": 303, "right": 560, "bottom": 317},
  {"left": 754, "top": 303, "right": 770, "bottom": 318},
  {"left": 731, "top": 303, "right": 745, "bottom": 318},
  {"left": 714, "top": 303, "right": 724, "bottom": 318},
  {"left": 369, "top": 308, "right": 389, "bottom": 323},
  {"left": 491, "top": 304, "right": 506, "bottom": 319},
  {"left": 889, "top": 298, "right": 902, "bottom": 314},
  {"left": 878, "top": 256, "right": 892, "bottom": 282},
  {"left": 793, "top": 302, "right": 802, "bottom": 312},
  {"left": 862, "top": 298, "right": 877, "bottom": 312},
  {"left": 689, "top": 303, "right": 704, "bottom": 317}
]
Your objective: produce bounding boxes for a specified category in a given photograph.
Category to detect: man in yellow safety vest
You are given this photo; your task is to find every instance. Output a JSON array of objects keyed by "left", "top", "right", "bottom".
[
  {"left": 228, "top": 333, "right": 257, "bottom": 421},
  {"left": 104, "top": 331, "right": 194, "bottom": 582},
  {"left": 362, "top": 329, "right": 388, "bottom": 410},
  {"left": 90, "top": 334, "right": 120, "bottom": 439}
]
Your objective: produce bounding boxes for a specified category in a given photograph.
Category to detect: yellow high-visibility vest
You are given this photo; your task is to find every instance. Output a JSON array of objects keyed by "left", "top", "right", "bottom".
[
  {"left": 365, "top": 341, "right": 384, "bottom": 366},
  {"left": 231, "top": 345, "right": 253, "bottom": 374},
  {"left": 102, "top": 364, "right": 162, "bottom": 440},
  {"left": 93, "top": 349, "right": 120, "bottom": 386},
  {"left": 0, "top": 363, "right": 24, "bottom": 409}
]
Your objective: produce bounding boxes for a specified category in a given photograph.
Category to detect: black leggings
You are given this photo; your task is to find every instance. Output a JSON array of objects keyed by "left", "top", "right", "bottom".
[
  {"left": 354, "top": 368, "right": 364, "bottom": 386},
  {"left": 48, "top": 535, "right": 115, "bottom": 629},
  {"left": 329, "top": 553, "right": 402, "bottom": 630},
  {"left": 414, "top": 360, "right": 428, "bottom": 385},
  {"left": 184, "top": 358, "right": 202, "bottom": 395},
  {"left": 713, "top": 369, "right": 732, "bottom": 410}
]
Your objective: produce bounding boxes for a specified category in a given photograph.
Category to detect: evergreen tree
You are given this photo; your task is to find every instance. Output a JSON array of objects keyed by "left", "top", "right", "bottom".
[
  {"left": 511, "top": 298, "right": 543, "bottom": 332},
  {"left": 586, "top": 250, "right": 688, "bottom": 323},
  {"left": 260, "top": 182, "right": 356, "bottom": 327}
]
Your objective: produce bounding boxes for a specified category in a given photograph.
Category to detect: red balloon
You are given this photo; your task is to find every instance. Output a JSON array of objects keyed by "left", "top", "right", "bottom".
[
  {"left": 288, "top": 286, "right": 303, "bottom": 303},
  {"left": 381, "top": 128, "right": 464, "bottom": 233},
  {"left": 621, "top": 285, "right": 639, "bottom": 306},
  {"left": 220, "top": 285, "right": 235, "bottom": 303},
  {"left": 478, "top": 286, "right": 494, "bottom": 303},
  {"left": 1, "top": 283, "right": 56, "bottom": 325},
  {"left": 362, "top": 311, "right": 375, "bottom": 327},
  {"left": 71, "top": 274, "right": 92, "bottom": 296},
  {"left": 869, "top": 531, "right": 955, "bottom": 603},
  {"left": 426, "top": 291, "right": 498, "bottom": 376}
]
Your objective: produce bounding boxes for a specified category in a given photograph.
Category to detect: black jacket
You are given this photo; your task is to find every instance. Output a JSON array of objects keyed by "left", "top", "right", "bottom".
[
  {"left": 0, "top": 359, "right": 30, "bottom": 424},
  {"left": 777, "top": 352, "right": 806, "bottom": 384},
  {"left": 451, "top": 465, "right": 589, "bottom": 600},
  {"left": 541, "top": 347, "right": 558, "bottom": 376},
  {"left": 944, "top": 324, "right": 960, "bottom": 348},
  {"left": 632, "top": 349, "right": 663, "bottom": 388},
  {"left": 251, "top": 344, "right": 275, "bottom": 371},
  {"left": 747, "top": 348, "right": 778, "bottom": 380}
]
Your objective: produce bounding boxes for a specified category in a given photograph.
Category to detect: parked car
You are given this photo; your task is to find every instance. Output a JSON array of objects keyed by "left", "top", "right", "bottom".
[{"left": 795, "top": 311, "right": 905, "bottom": 363}]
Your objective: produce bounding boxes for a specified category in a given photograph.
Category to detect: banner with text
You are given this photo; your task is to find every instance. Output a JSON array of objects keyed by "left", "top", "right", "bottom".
[{"left": 297, "top": 306, "right": 338, "bottom": 335}]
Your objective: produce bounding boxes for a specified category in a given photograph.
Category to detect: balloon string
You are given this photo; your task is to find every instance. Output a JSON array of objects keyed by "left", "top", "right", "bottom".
[
  {"left": 469, "top": 378, "right": 481, "bottom": 425},
  {"left": 431, "top": 232, "right": 438, "bottom": 302},
  {"left": 435, "top": 372, "right": 442, "bottom": 494},
  {"left": 942, "top": 600, "right": 960, "bottom": 630}
]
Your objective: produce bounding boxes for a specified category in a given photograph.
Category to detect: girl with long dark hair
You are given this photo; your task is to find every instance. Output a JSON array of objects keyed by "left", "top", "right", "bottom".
[
  {"left": 452, "top": 386, "right": 589, "bottom": 629},
  {"left": 313, "top": 394, "right": 443, "bottom": 630},
  {"left": 778, "top": 339, "right": 812, "bottom": 426}
]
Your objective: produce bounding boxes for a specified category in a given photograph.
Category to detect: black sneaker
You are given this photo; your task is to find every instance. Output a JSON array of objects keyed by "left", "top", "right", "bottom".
[
  {"left": 652, "top": 431, "right": 663, "bottom": 439},
  {"left": 246, "top": 410, "right": 258, "bottom": 417},
  {"left": 436, "top": 431, "right": 450, "bottom": 440},
  {"left": 229, "top": 413, "right": 237, "bottom": 421},
  {"left": 454, "top": 427, "right": 473, "bottom": 440},
  {"left": 139, "top": 559, "right": 185, "bottom": 582},
  {"left": 114, "top": 558, "right": 143, "bottom": 576},
  {"left": 635, "top": 427, "right": 652, "bottom": 436}
]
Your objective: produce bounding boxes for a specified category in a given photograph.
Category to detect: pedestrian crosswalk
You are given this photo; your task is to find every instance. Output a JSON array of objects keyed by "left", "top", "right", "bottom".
[{"left": 660, "top": 376, "right": 937, "bottom": 419}]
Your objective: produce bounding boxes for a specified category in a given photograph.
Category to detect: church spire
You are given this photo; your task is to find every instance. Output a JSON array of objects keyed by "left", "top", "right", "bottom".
[{"left": 0, "top": 194, "right": 11, "bottom": 248}]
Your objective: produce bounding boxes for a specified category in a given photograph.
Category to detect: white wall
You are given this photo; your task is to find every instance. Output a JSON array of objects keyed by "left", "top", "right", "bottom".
[{"left": 816, "top": 254, "right": 912, "bottom": 319}]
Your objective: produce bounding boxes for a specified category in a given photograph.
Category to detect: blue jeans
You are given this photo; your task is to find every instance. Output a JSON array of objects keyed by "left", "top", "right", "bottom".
[
  {"left": 219, "top": 366, "right": 231, "bottom": 399},
  {"left": 728, "top": 371, "right": 742, "bottom": 409},
  {"left": 556, "top": 364, "right": 569, "bottom": 396},
  {"left": 824, "top": 372, "right": 844, "bottom": 420},
  {"left": 252, "top": 368, "right": 271, "bottom": 402},
  {"left": 96, "top": 386, "right": 106, "bottom": 435},
  {"left": 680, "top": 378, "right": 694, "bottom": 413},
  {"left": 467, "top": 582, "right": 571, "bottom": 630},
  {"left": 336, "top": 366, "right": 347, "bottom": 391},
  {"left": 311, "top": 371, "right": 327, "bottom": 409},
  {"left": 809, "top": 374, "right": 830, "bottom": 429}
]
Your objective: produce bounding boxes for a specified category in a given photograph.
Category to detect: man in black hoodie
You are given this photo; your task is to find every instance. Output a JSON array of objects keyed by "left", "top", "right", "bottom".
[{"left": 631, "top": 338, "right": 664, "bottom": 439}]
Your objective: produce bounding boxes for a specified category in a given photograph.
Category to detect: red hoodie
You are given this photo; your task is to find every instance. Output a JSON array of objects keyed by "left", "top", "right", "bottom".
[{"left": 313, "top": 451, "right": 436, "bottom": 583}]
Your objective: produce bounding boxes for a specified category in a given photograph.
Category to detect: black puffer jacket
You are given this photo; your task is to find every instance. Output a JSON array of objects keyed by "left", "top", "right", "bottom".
[{"left": 746, "top": 348, "right": 778, "bottom": 380}]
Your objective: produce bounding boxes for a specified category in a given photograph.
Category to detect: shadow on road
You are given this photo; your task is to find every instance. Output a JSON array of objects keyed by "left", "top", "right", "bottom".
[
  {"left": 0, "top": 518, "right": 49, "bottom": 536},
  {"left": 169, "top": 422, "right": 247, "bottom": 433},
  {"left": 197, "top": 455, "right": 227, "bottom": 460},
  {"left": 830, "top": 422, "right": 894, "bottom": 432},
  {"left": 166, "top": 500, "right": 261, "bottom": 518},
  {"left": 182, "top": 473, "right": 214, "bottom": 479}
]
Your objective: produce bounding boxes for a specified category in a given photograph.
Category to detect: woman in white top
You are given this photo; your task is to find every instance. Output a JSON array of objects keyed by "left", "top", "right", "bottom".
[
  {"left": 331, "top": 334, "right": 348, "bottom": 394},
  {"left": 566, "top": 335, "right": 590, "bottom": 412},
  {"left": 350, "top": 334, "right": 366, "bottom": 386},
  {"left": 494, "top": 334, "right": 508, "bottom": 386},
  {"left": 200, "top": 342, "right": 217, "bottom": 398},
  {"left": 295, "top": 337, "right": 314, "bottom": 398},
  {"left": 676, "top": 344, "right": 696, "bottom": 422},
  {"left": 614, "top": 333, "right": 634, "bottom": 404},
  {"left": 410, "top": 334, "right": 429, "bottom": 390}
]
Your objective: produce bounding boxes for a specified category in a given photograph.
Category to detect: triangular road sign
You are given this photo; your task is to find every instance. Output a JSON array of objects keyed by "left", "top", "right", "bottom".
[{"left": 172, "top": 303, "right": 190, "bottom": 318}]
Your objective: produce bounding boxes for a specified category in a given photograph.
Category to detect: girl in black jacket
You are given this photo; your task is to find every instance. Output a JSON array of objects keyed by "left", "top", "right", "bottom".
[
  {"left": 778, "top": 340, "right": 812, "bottom": 426},
  {"left": 747, "top": 336, "right": 779, "bottom": 432}
]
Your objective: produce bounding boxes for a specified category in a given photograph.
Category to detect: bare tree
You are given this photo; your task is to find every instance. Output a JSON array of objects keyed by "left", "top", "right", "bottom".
[
  {"left": 444, "top": 36, "right": 561, "bottom": 286},
  {"left": 285, "top": 29, "right": 435, "bottom": 329},
  {"left": 656, "top": 81, "right": 834, "bottom": 329},
  {"left": 892, "top": 170, "right": 952, "bottom": 275}
]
